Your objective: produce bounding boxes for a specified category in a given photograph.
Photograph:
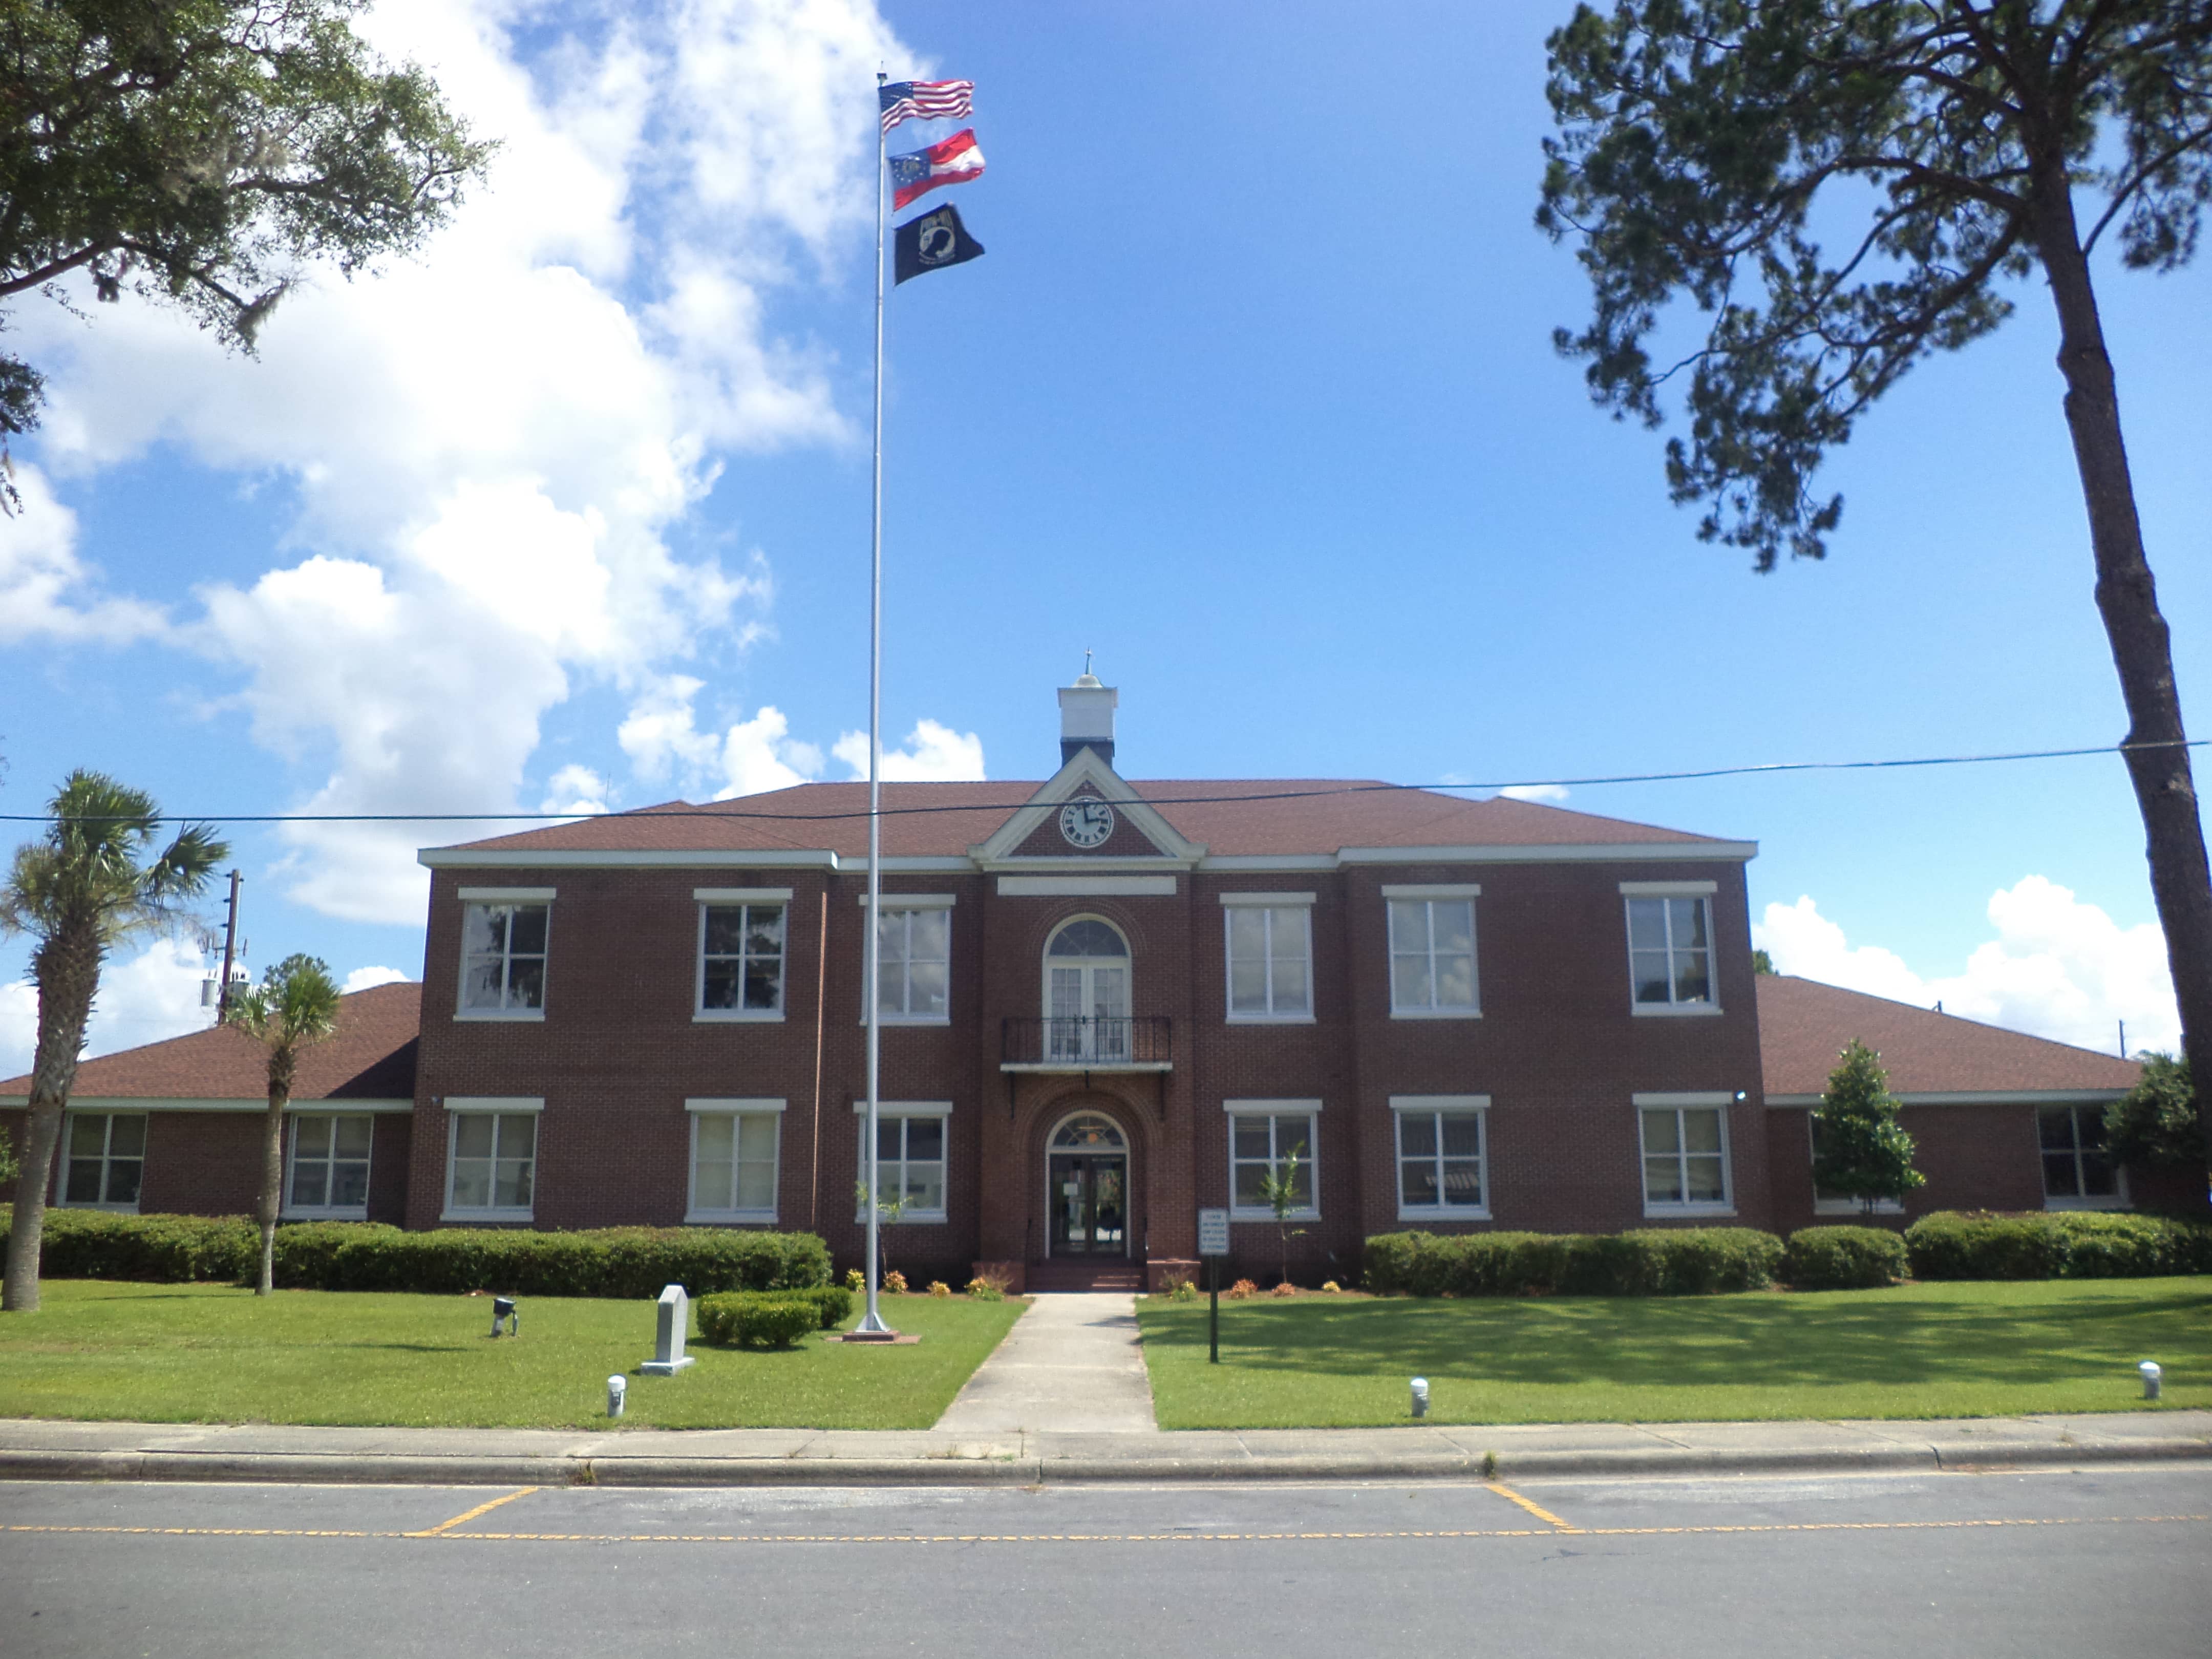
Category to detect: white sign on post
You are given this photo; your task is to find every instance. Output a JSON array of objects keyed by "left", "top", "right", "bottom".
[{"left": 1197, "top": 1207, "right": 1230, "bottom": 1257}]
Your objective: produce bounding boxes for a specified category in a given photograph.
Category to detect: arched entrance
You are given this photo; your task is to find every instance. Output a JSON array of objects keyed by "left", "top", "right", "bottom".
[{"left": 1045, "top": 1110, "right": 1129, "bottom": 1258}]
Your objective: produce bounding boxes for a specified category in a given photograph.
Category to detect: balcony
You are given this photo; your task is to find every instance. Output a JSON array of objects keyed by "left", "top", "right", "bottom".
[{"left": 1001, "top": 1016, "right": 1173, "bottom": 1073}]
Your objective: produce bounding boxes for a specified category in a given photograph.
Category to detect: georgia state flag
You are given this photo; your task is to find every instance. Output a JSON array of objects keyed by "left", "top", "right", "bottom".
[{"left": 890, "top": 128, "right": 986, "bottom": 210}]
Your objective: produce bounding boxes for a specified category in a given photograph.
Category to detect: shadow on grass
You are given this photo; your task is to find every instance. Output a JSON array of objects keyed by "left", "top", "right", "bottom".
[{"left": 1146, "top": 1287, "right": 2212, "bottom": 1388}]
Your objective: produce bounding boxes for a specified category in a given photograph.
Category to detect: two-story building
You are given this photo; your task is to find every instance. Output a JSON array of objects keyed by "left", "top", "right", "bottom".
[{"left": 401, "top": 673, "right": 1769, "bottom": 1287}]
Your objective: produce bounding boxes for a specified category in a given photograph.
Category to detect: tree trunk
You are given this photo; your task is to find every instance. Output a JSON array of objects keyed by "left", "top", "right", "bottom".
[
  {"left": 3, "top": 929, "right": 100, "bottom": 1313},
  {"left": 2031, "top": 168, "right": 2212, "bottom": 1179},
  {"left": 257, "top": 1051, "right": 294, "bottom": 1298}
]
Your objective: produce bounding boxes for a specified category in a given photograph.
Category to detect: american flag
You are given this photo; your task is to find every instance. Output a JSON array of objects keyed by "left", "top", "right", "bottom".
[{"left": 880, "top": 78, "right": 973, "bottom": 134}]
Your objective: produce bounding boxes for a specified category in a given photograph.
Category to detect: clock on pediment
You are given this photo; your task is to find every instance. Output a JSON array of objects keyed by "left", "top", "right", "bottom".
[{"left": 1058, "top": 798, "right": 1116, "bottom": 848}]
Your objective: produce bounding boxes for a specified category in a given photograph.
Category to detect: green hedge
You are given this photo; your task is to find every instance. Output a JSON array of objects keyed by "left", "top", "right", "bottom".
[
  {"left": 0, "top": 1207, "right": 829, "bottom": 1298},
  {"left": 1362, "top": 1227, "right": 1784, "bottom": 1296},
  {"left": 1904, "top": 1210, "right": 2212, "bottom": 1280},
  {"left": 696, "top": 1290, "right": 842, "bottom": 1349},
  {"left": 1783, "top": 1226, "right": 1908, "bottom": 1290}
]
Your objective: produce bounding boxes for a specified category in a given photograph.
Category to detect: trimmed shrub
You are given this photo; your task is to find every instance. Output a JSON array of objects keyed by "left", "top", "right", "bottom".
[
  {"left": 696, "top": 1292, "right": 819, "bottom": 1349},
  {"left": 1362, "top": 1227, "right": 1783, "bottom": 1297},
  {"left": 16, "top": 1207, "right": 256, "bottom": 1283},
  {"left": 1784, "top": 1226, "right": 1908, "bottom": 1290},
  {"left": 696, "top": 1286, "right": 849, "bottom": 1341},
  {"left": 1906, "top": 1210, "right": 2212, "bottom": 1280},
  {"left": 264, "top": 1223, "right": 831, "bottom": 1298}
]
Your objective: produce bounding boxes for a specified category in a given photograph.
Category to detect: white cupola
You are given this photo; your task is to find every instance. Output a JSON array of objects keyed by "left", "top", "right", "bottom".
[{"left": 1058, "top": 655, "right": 1117, "bottom": 768}]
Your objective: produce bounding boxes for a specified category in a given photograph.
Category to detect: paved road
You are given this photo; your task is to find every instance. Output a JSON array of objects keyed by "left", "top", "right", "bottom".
[{"left": 3, "top": 1464, "right": 2206, "bottom": 1657}]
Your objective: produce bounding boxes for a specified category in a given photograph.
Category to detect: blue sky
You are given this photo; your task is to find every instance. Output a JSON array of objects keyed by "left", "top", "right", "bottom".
[{"left": 3, "top": 0, "right": 2207, "bottom": 1070}]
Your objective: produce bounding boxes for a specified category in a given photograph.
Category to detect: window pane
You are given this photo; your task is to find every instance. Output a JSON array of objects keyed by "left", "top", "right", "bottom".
[
  {"left": 877, "top": 1117, "right": 903, "bottom": 1160},
  {"left": 294, "top": 1115, "right": 332, "bottom": 1159},
  {"left": 746, "top": 906, "right": 784, "bottom": 953},
  {"left": 1049, "top": 920, "right": 1124, "bottom": 958},
  {"left": 907, "top": 960, "right": 948, "bottom": 1018},
  {"left": 741, "top": 956, "right": 782, "bottom": 1010},
  {"left": 506, "top": 958, "right": 545, "bottom": 1009},
  {"left": 877, "top": 956, "right": 905, "bottom": 1013},
  {"left": 1631, "top": 951, "right": 1673, "bottom": 1005},
  {"left": 1233, "top": 1162, "right": 1269, "bottom": 1207},
  {"left": 334, "top": 1116, "right": 373, "bottom": 1159},
  {"left": 107, "top": 1115, "right": 147, "bottom": 1157},
  {"left": 1672, "top": 952, "right": 1711, "bottom": 1004},
  {"left": 290, "top": 1156, "right": 330, "bottom": 1210},
  {"left": 1286, "top": 1158, "right": 1313, "bottom": 1209},
  {"left": 1644, "top": 1156, "right": 1684, "bottom": 1204},
  {"left": 1229, "top": 958, "right": 1268, "bottom": 1013},
  {"left": 910, "top": 909, "right": 949, "bottom": 961},
  {"left": 704, "top": 908, "right": 747, "bottom": 953},
  {"left": 904, "top": 1162, "right": 945, "bottom": 1213},
  {"left": 450, "top": 1161, "right": 491, "bottom": 1209},
  {"left": 1398, "top": 1115, "right": 1437, "bottom": 1157},
  {"left": 1270, "top": 959, "right": 1309, "bottom": 1013},
  {"left": 1669, "top": 898, "right": 1708, "bottom": 949},
  {"left": 2037, "top": 1107, "right": 2078, "bottom": 1152},
  {"left": 735, "top": 1157, "right": 777, "bottom": 1211},
  {"left": 70, "top": 1115, "right": 105, "bottom": 1157},
  {"left": 701, "top": 963, "right": 740, "bottom": 1010},
  {"left": 1232, "top": 1118, "right": 1272, "bottom": 1160},
  {"left": 460, "top": 904, "right": 503, "bottom": 956},
  {"left": 696, "top": 1115, "right": 735, "bottom": 1163},
  {"left": 493, "top": 1158, "right": 533, "bottom": 1210},
  {"left": 1435, "top": 950, "right": 1475, "bottom": 1008},
  {"left": 2080, "top": 1152, "right": 2117, "bottom": 1198},
  {"left": 1627, "top": 898, "right": 1667, "bottom": 949},
  {"left": 65, "top": 1157, "right": 103, "bottom": 1202},
  {"left": 105, "top": 1157, "right": 142, "bottom": 1206},
  {"left": 1392, "top": 952, "right": 1431, "bottom": 1009},
  {"left": 1440, "top": 1115, "right": 1483, "bottom": 1157},
  {"left": 330, "top": 1159, "right": 370, "bottom": 1208},
  {"left": 1641, "top": 1109, "right": 1680, "bottom": 1155},
  {"left": 1685, "top": 1155, "right": 1726, "bottom": 1203},
  {"left": 1269, "top": 908, "right": 1309, "bottom": 961},
  {"left": 1436, "top": 901, "right": 1474, "bottom": 953},
  {"left": 461, "top": 958, "right": 506, "bottom": 1009},
  {"left": 2074, "top": 1107, "right": 2109, "bottom": 1151},
  {"left": 695, "top": 1156, "right": 734, "bottom": 1210},
  {"left": 506, "top": 905, "right": 547, "bottom": 954},
  {"left": 1389, "top": 901, "right": 1428, "bottom": 953},
  {"left": 1401, "top": 1159, "right": 1440, "bottom": 1208},
  {"left": 1682, "top": 1110, "right": 1723, "bottom": 1154},
  {"left": 1440, "top": 1159, "right": 1484, "bottom": 1206},
  {"left": 905, "top": 1117, "right": 943, "bottom": 1161},
  {"left": 497, "top": 1115, "right": 537, "bottom": 1161},
  {"left": 453, "top": 1115, "right": 495, "bottom": 1159}
]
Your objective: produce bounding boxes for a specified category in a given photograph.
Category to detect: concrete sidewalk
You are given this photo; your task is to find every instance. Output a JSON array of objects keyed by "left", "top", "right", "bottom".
[
  {"left": 934, "top": 1292, "right": 1156, "bottom": 1433},
  {"left": 2, "top": 1410, "right": 2205, "bottom": 1488}
]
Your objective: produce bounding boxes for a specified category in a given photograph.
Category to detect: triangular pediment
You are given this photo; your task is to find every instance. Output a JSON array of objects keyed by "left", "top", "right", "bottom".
[{"left": 968, "top": 748, "right": 1206, "bottom": 867}]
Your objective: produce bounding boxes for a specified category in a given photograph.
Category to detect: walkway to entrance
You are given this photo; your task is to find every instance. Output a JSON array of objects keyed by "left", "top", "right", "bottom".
[{"left": 933, "top": 1293, "right": 1157, "bottom": 1433}]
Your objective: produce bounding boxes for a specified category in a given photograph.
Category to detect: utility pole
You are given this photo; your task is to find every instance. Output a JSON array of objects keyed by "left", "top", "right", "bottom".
[{"left": 216, "top": 871, "right": 244, "bottom": 1020}]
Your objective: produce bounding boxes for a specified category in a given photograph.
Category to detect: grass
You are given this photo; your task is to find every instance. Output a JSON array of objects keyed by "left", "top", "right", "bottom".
[
  {"left": 1136, "top": 1279, "right": 2212, "bottom": 1428},
  {"left": 0, "top": 1281, "right": 1026, "bottom": 1430}
]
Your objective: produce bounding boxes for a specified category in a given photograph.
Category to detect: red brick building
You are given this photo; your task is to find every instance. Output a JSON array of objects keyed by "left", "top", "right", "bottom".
[{"left": 6, "top": 679, "right": 2185, "bottom": 1283}]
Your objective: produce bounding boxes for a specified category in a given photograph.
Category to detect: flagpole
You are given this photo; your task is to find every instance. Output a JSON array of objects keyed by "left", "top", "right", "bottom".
[{"left": 857, "top": 68, "right": 892, "bottom": 1338}]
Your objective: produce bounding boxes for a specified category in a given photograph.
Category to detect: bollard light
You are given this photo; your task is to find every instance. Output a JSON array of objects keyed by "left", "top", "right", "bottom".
[
  {"left": 607, "top": 1374, "right": 627, "bottom": 1418},
  {"left": 490, "top": 1295, "right": 518, "bottom": 1339},
  {"left": 1410, "top": 1377, "right": 1430, "bottom": 1419},
  {"left": 2139, "top": 1360, "right": 2162, "bottom": 1401}
]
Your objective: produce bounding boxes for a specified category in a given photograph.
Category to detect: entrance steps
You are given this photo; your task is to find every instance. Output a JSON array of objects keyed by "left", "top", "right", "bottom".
[{"left": 1026, "top": 1262, "right": 1143, "bottom": 1293}]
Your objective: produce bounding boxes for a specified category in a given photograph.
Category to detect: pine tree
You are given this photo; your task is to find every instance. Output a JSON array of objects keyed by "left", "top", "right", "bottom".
[{"left": 1812, "top": 1040, "right": 1926, "bottom": 1214}]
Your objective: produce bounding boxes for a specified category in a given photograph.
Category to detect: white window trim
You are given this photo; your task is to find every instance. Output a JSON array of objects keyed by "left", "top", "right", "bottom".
[
  {"left": 851, "top": 1101, "right": 951, "bottom": 1224},
  {"left": 2038, "top": 1103, "right": 2131, "bottom": 1212},
  {"left": 457, "top": 886, "right": 558, "bottom": 901},
  {"left": 694, "top": 898, "right": 788, "bottom": 1023},
  {"left": 1223, "top": 902, "right": 1316, "bottom": 1024},
  {"left": 454, "top": 897, "right": 551, "bottom": 1023},
  {"left": 282, "top": 1111, "right": 374, "bottom": 1221},
  {"left": 859, "top": 898, "right": 955, "bottom": 1027},
  {"left": 1385, "top": 892, "right": 1482, "bottom": 1019},
  {"left": 440, "top": 1097, "right": 542, "bottom": 1224},
  {"left": 1391, "top": 1094, "right": 1492, "bottom": 1221},
  {"left": 54, "top": 1110, "right": 148, "bottom": 1212},
  {"left": 686, "top": 1100, "right": 783, "bottom": 1225},
  {"left": 1634, "top": 1092, "right": 1736, "bottom": 1217},
  {"left": 1225, "top": 1099, "right": 1322, "bottom": 1221},
  {"left": 1806, "top": 1116, "right": 1905, "bottom": 1215},
  {"left": 1623, "top": 891, "right": 1722, "bottom": 1017}
]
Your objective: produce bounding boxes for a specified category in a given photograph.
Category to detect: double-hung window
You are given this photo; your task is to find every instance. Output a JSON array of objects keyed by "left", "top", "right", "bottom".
[
  {"left": 2039, "top": 1103, "right": 2124, "bottom": 1209},
  {"left": 855, "top": 1105, "right": 949, "bottom": 1223},
  {"left": 1223, "top": 895, "right": 1314, "bottom": 1021},
  {"left": 1386, "top": 886, "right": 1480, "bottom": 1016},
  {"left": 1393, "top": 1096, "right": 1490, "bottom": 1218},
  {"left": 286, "top": 1113, "right": 373, "bottom": 1218},
  {"left": 688, "top": 1099, "right": 783, "bottom": 1223},
  {"left": 1637, "top": 1093, "right": 1733, "bottom": 1214},
  {"left": 1623, "top": 882, "right": 1718, "bottom": 1013},
  {"left": 443, "top": 1099, "right": 540, "bottom": 1221},
  {"left": 61, "top": 1112, "right": 146, "bottom": 1209},
  {"left": 1227, "top": 1101, "right": 1320, "bottom": 1219},
  {"left": 457, "top": 890, "right": 552, "bottom": 1017},
  {"left": 697, "top": 889, "right": 789, "bottom": 1019},
  {"left": 869, "top": 897, "right": 952, "bottom": 1023}
]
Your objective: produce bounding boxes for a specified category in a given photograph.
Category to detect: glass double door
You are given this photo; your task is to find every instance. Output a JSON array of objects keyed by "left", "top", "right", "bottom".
[
  {"left": 1048, "top": 1153, "right": 1128, "bottom": 1256},
  {"left": 1047, "top": 961, "right": 1130, "bottom": 1062}
]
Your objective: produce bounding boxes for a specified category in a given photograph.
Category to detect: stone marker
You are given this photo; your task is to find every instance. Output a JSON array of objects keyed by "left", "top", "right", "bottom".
[{"left": 641, "top": 1283, "right": 695, "bottom": 1375}]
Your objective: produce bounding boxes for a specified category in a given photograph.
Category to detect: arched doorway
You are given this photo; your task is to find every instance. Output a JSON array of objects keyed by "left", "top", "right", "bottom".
[
  {"left": 1046, "top": 1110, "right": 1129, "bottom": 1258},
  {"left": 1043, "top": 916, "right": 1131, "bottom": 1063}
]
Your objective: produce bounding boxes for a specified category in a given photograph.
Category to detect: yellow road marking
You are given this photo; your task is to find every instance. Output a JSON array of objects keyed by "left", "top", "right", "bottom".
[
  {"left": 1485, "top": 1480, "right": 1582, "bottom": 1533},
  {"left": 6, "top": 1514, "right": 2206, "bottom": 1547},
  {"left": 406, "top": 1485, "right": 540, "bottom": 1538}
]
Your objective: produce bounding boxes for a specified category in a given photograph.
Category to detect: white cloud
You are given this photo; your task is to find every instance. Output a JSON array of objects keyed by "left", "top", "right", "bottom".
[
  {"left": 541, "top": 764, "right": 612, "bottom": 816},
  {"left": 9, "top": 0, "right": 911, "bottom": 923},
  {"left": 832, "top": 719, "right": 987, "bottom": 782},
  {"left": 342, "top": 966, "right": 413, "bottom": 994},
  {"left": 615, "top": 674, "right": 825, "bottom": 799},
  {"left": 1499, "top": 783, "right": 1571, "bottom": 803},
  {"left": 1755, "top": 877, "right": 2178, "bottom": 1053},
  {"left": 0, "top": 939, "right": 213, "bottom": 1081}
]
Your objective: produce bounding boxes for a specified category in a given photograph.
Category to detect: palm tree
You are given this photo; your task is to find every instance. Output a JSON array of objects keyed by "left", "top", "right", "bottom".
[
  {"left": 225, "top": 955, "right": 342, "bottom": 1296},
  {"left": 2, "top": 773, "right": 227, "bottom": 1312}
]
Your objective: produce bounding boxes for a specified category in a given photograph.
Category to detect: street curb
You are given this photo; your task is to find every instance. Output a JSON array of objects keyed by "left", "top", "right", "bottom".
[{"left": 3, "top": 1435, "right": 2206, "bottom": 1488}]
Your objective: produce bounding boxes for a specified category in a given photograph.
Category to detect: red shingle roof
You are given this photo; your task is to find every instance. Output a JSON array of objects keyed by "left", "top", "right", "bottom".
[
  {"left": 0, "top": 982, "right": 420, "bottom": 1102},
  {"left": 436, "top": 781, "right": 1736, "bottom": 860},
  {"left": 1756, "top": 975, "right": 2139, "bottom": 1098}
]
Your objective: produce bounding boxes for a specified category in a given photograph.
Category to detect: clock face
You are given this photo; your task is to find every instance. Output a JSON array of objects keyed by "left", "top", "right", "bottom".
[{"left": 1058, "top": 799, "right": 1116, "bottom": 848}]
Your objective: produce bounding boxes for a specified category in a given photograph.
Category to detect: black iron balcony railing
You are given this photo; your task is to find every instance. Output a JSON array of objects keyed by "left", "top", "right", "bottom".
[{"left": 1001, "top": 1015, "right": 1173, "bottom": 1070}]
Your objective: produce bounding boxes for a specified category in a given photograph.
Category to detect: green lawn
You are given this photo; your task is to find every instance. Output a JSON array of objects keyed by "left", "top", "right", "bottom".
[
  {"left": 0, "top": 1282, "right": 1025, "bottom": 1430},
  {"left": 1137, "top": 1279, "right": 2212, "bottom": 1428}
]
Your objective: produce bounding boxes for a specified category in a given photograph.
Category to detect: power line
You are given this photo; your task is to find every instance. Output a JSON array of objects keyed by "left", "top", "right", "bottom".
[{"left": 0, "top": 738, "right": 2194, "bottom": 826}]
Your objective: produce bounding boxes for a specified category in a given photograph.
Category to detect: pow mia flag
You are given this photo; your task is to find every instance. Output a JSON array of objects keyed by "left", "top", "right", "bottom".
[{"left": 894, "top": 202, "right": 985, "bottom": 285}]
